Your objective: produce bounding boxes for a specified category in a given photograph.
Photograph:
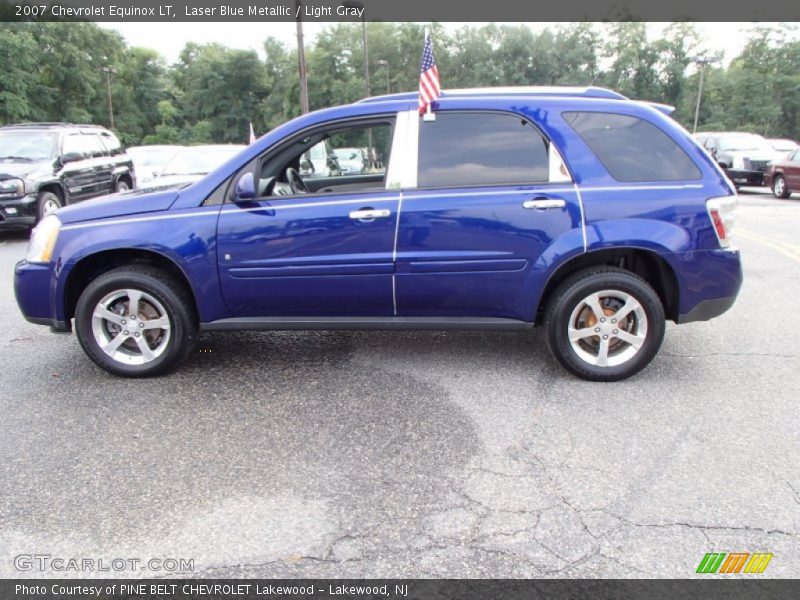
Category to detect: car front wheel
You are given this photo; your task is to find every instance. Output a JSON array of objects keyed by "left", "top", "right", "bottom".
[
  {"left": 773, "top": 175, "right": 790, "bottom": 199},
  {"left": 74, "top": 266, "right": 197, "bottom": 377},
  {"left": 545, "top": 267, "right": 665, "bottom": 381},
  {"left": 36, "top": 191, "right": 62, "bottom": 221}
]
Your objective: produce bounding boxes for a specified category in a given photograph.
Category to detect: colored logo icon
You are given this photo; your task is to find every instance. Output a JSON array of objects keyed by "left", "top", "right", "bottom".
[{"left": 696, "top": 552, "right": 773, "bottom": 574}]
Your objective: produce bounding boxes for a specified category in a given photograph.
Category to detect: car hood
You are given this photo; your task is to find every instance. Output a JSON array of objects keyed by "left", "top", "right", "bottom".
[
  {"left": 0, "top": 159, "right": 52, "bottom": 180},
  {"left": 56, "top": 188, "right": 179, "bottom": 225}
]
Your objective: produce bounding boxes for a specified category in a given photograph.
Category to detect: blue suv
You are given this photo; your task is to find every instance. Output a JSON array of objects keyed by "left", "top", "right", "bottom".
[{"left": 14, "top": 87, "right": 742, "bottom": 381}]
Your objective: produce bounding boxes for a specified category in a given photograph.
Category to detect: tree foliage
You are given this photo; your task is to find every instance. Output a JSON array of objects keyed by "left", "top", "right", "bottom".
[{"left": 1, "top": 22, "right": 798, "bottom": 143}]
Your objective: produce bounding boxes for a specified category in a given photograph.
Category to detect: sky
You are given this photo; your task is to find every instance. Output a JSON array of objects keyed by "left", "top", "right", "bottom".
[{"left": 98, "top": 22, "right": 793, "bottom": 67}]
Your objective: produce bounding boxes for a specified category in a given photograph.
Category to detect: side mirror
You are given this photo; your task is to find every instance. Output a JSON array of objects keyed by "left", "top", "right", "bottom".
[
  {"left": 233, "top": 171, "right": 256, "bottom": 202},
  {"left": 60, "top": 152, "right": 83, "bottom": 165}
]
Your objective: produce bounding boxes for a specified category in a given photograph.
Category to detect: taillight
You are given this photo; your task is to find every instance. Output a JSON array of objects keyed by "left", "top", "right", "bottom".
[{"left": 706, "top": 195, "right": 737, "bottom": 249}]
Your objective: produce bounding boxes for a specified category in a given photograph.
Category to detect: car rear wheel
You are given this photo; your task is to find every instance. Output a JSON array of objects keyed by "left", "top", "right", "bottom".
[
  {"left": 74, "top": 266, "right": 197, "bottom": 377},
  {"left": 545, "top": 267, "right": 665, "bottom": 381},
  {"left": 36, "top": 191, "right": 62, "bottom": 222},
  {"left": 773, "top": 175, "right": 790, "bottom": 199}
]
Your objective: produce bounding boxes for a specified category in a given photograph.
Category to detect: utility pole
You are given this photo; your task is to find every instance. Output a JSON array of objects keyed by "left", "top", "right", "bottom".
[
  {"left": 342, "top": 2, "right": 371, "bottom": 154},
  {"left": 376, "top": 59, "right": 390, "bottom": 94},
  {"left": 690, "top": 55, "right": 720, "bottom": 134},
  {"left": 295, "top": 0, "right": 309, "bottom": 114},
  {"left": 100, "top": 66, "right": 116, "bottom": 130}
]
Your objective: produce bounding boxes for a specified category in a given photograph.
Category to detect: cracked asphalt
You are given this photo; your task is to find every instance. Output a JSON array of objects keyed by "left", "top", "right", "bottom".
[{"left": 0, "top": 189, "right": 798, "bottom": 579}]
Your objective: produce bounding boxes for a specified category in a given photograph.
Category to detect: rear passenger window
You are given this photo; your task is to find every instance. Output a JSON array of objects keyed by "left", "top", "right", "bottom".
[
  {"left": 418, "top": 112, "right": 550, "bottom": 187},
  {"left": 563, "top": 112, "right": 701, "bottom": 182}
]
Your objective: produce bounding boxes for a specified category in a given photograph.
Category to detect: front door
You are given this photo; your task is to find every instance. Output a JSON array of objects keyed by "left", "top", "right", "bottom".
[
  {"left": 216, "top": 118, "right": 400, "bottom": 318},
  {"left": 786, "top": 150, "right": 800, "bottom": 189},
  {"left": 81, "top": 132, "right": 114, "bottom": 196},
  {"left": 60, "top": 133, "right": 96, "bottom": 202},
  {"left": 395, "top": 110, "right": 581, "bottom": 322}
]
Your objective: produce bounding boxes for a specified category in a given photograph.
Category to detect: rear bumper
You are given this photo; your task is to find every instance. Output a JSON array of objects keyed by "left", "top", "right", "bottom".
[{"left": 674, "top": 249, "right": 743, "bottom": 323}]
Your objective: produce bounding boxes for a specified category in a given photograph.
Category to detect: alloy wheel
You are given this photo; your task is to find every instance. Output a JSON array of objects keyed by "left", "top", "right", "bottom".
[
  {"left": 567, "top": 289, "right": 648, "bottom": 367},
  {"left": 91, "top": 288, "right": 171, "bottom": 365}
]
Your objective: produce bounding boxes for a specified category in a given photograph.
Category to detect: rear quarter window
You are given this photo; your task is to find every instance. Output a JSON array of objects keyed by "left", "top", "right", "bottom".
[{"left": 563, "top": 111, "right": 701, "bottom": 182}]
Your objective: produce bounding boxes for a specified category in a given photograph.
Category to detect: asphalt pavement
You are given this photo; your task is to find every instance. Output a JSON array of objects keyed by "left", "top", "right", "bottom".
[{"left": 0, "top": 188, "right": 798, "bottom": 578}]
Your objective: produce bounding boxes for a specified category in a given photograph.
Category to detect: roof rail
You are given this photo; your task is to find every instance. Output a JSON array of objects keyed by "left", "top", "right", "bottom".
[
  {"left": 1, "top": 122, "right": 74, "bottom": 128},
  {"left": 357, "top": 86, "right": 628, "bottom": 104}
]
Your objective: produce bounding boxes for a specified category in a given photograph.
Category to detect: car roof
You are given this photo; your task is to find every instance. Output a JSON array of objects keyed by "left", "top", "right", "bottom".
[
  {"left": 695, "top": 132, "right": 763, "bottom": 137},
  {"left": 0, "top": 122, "right": 110, "bottom": 132},
  {"left": 358, "top": 86, "right": 628, "bottom": 104}
]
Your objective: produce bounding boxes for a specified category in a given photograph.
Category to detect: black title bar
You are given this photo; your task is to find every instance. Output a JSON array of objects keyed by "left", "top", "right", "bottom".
[{"left": 1, "top": 0, "right": 800, "bottom": 22}]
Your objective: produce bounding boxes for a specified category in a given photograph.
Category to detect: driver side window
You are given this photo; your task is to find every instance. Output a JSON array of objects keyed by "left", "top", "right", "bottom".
[{"left": 256, "top": 120, "right": 393, "bottom": 199}]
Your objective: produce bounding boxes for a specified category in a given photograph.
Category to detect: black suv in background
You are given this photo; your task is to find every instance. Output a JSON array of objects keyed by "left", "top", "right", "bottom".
[
  {"left": 0, "top": 123, "right": 135, "bottom": 230},
  {"left": 694, "top": 132, "right": 782, "bottom": 188}
]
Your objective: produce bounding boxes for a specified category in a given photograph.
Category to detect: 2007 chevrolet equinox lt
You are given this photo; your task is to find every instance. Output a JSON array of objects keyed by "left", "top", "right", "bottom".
[{"left": 14, "top": 87, "right": 742, "bottom": 381}]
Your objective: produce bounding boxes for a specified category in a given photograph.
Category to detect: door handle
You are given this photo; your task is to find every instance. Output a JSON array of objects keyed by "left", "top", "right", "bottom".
[
  {"left": 349, "top": 208, "right": 391, "bottom": 220},
  {"left": 523, "top": 198, "right": 566, "bottom": 210}
]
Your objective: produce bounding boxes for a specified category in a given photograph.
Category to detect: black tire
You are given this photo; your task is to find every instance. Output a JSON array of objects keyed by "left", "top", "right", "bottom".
[
  {"left": 74, "top": 266, "right": 197, "bottom": 377},
  {"left": 36, "top": 190, "right": 62, "bottom": 222},
  {"left": 773, "top": 175, "right": 791, "bottom": 199},
  {"left": 115, "top": 178, "right": 131, "bottom": 193},
  {"left": 544, "top": 267, "right": 666, "bottom": 382}
]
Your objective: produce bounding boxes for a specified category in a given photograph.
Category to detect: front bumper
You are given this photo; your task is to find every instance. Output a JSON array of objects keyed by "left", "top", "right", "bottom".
[
  {"left": 0, "top": 193, "right": 37, "bottom": 229},
  {"left": 725, "top": 168, "right": 765, "bottom": 187},
  {"left": 14, "top": 259, "right": 70, "bottom": 332}
]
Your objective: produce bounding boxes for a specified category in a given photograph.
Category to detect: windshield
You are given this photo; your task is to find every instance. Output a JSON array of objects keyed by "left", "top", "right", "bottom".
[
  {"left": 160, "top": 146, "right": 242, "bottom": 176},
  {"left": 718, "top": 135, "right": 772, "bottom": 152},
  {"left": 771, "top": 140, "right": 798, "bottom": 152},
  {"left": 334, "top": 148, "right": 361, "bottom": 161},
  {"left": 0, "top": 131, "right": 58, "bottom": 161},
  {"left": 128, "top": 146, "right": 181, "bottom": 168}
]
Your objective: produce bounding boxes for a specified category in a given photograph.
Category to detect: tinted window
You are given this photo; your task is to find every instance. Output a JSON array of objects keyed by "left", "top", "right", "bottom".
[
  {"left": 563, "top": 112, "right": 701, "bottom": 182},
  {"left": 83, "top": 134, "right": 106, "bottom": 157},
  {"left": 418, "top": 112, "right": 549, "bottom": 187}
]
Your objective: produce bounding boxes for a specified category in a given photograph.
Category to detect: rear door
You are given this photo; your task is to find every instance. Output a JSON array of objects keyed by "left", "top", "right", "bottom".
[{"left": 395, "top": 110, "right": 581, "bottom": 322}]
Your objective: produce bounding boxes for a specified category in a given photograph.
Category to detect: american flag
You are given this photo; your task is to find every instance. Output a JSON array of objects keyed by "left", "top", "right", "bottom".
[{"left": 418, "top": 32, "right": 441, "bottom": 114}]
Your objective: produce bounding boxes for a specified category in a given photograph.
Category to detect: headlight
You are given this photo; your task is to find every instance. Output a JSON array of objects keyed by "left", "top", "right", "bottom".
[
  {"left": 0, "top": 178, "right": 24, "bottom": 196},
  {"left": 26, "top": 214, "right": 61, "bottom": 263}
]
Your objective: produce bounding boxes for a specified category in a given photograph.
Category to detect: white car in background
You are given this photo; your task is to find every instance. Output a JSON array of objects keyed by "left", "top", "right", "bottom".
[
  {"left": 127, "top": 145, "right": 184, "bottom": 187},
  {"left": 333, "top": 147, "right": 367, "bottom": 175},
  {"left": 140, "top": 144, "right": 245, "bottom": 189}
]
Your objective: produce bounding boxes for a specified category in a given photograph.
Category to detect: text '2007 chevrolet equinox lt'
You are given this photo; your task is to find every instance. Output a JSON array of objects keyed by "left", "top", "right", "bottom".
[{"left": 15, "top": 87, "right": 742, "bottom": 381}]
